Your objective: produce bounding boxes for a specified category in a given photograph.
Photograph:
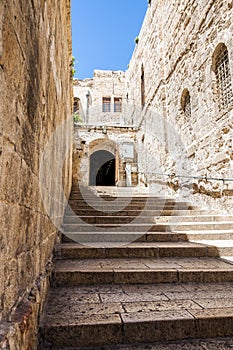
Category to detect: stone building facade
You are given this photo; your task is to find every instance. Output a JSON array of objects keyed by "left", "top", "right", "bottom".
[
  {"left": 74, "top": 0, "right": 233, "bottom": 212},
  {"left": 73, "top": 70, "right": 138, "bottom": 187},
  {"left": 0, "top": 0, "right": 72, "bottom": 348},
  {"left": 74, "top": 70, "right": 125, "bottom": 125},
  {"left": 126, "top": 0, "right": 233, "bottom": 211}
]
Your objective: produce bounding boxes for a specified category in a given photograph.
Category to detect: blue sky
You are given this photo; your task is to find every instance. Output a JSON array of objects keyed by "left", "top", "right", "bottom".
[{"left": 71, "top": 0, "right": 148, "bottom": 80}]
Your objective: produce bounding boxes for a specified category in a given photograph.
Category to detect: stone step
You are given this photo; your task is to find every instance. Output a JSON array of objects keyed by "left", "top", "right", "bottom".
[
  {"left": 63, "top": 216, "right": 158, "bottom": 224},
  {"left": 52, "top": 257, "right": 233, "bottom": 286},
  {"left": 61, "top": 222, "right": 233, "bottom": 233},
  {"left": 69, "top": 195, "right": 184, "bottom": 201},
  {"left": 61, "top": 224, "right": 170, "bottom": 233},
  {"left": 190, "top": 240, "right": 233, "bottom": 257},
  {"left": 172, "top": 229, "right": 233, "bottom": 241},
  {"left": 56, "top": 242, "right": 216, "bottom": 259},
  {"left": 172, "top": 222, "right": 233, "bottom": 231},
  {"left": 39, "top": 282, "right": 233, "bottom": 349},
  {"left": 69, "top": 196, "right": 181, "bottom": 201},
  {"left": 46, "top": 337, "right": 233, "bottom": 350},
  {"left": 68, "top": 206, "right": 195, "bottom": 213},
  {"left": 61, "top": 232, "right": 188, "bottom": 244},
  {"left": 72, "top": 197, "right": 193, "bottom": 203},
  {"left": 63, "top": 215, "right": 233, "bottom": 225},
  {"left": 61, "top": 230, "right": 233, "bottom": 245},
  {"left": 69, "top": 204, "right": 195, "bottom": 211},
  {"left": 64, "top": 209, "right": 222, "bottom": 217},
  {"left": 159, "top": 215, "right": 233, "bottom": 223},
  {"left": 149, "top": 230, "right": 233, "bottom": 241}
]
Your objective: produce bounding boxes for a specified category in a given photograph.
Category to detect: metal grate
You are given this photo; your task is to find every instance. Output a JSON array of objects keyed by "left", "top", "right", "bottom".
[
  {"left": 215, "top": 46, "right": 233, "bottom": 110},
  {"left": 102, "top": 97, "right": 111, "bottom": 112},
  {"left": 183, "top": 92, "right": 191, "bottom": 118}
]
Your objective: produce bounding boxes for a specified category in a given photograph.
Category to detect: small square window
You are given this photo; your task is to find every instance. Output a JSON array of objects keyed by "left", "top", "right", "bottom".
[
  {"left": 114, "top": 97, "right": 122, "bottom": 113},
  {"left": 102, "top": 97, "right": 111, "bottom": 112}
]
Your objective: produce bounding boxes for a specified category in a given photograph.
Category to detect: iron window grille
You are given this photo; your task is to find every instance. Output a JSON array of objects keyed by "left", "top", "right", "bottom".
[{"left": 215, "top": 46, "right": 233, "bottom": 110}]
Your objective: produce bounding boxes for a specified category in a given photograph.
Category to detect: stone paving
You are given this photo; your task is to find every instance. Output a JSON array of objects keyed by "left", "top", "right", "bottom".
[
  {"left": 52, "top": 257, "right": 233, "bottom": 286},
  {"left": 41, "top": 282, "right": 233, "bottom": 348},
  {"left": 44, "top": 282, "right": 233, "bottom": 321}
]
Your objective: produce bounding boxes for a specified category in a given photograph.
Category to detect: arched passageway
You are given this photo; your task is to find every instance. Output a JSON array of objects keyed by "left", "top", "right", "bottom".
[{"left": 90, "top": 150, "right": 115, "bottom": 186}]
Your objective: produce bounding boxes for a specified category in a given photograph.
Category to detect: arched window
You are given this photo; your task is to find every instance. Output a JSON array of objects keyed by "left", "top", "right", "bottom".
[
  {"left": 141, "top": 64, "right": 145, "bottom": 108},
  {"left": 181, "top": 89, "right": 191, "bottom": 118},
  {"left": 212, "top": 43, "right": 233, "bottom": 110}
]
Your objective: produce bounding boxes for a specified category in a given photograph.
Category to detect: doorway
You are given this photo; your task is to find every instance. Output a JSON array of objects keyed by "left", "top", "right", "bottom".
[{"left": 90, "top": 150, "right": 115, "bottom": 186}]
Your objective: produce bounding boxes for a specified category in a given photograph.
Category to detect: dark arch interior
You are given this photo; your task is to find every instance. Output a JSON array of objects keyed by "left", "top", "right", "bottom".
[{"left": 90, "top": 150, "right": 115, "bottom": 186}]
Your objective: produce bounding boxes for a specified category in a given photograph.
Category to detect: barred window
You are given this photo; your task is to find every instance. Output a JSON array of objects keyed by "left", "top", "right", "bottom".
[
  {"left": 214, "top": 44, "right": 233, "bottom": 110},
  {"left": 102, "top": 97, "right": 111, "bottom": 112},
  {"left": 181, "top": 89, "right": 191, "bottom": 118},
  {"left": 114, "top": 97, "right": 122, "bottom": 112}
]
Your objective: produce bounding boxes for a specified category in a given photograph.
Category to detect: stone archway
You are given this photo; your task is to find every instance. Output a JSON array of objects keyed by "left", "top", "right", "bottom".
[{"left": 90, "top": 150, "right": 116, "bottom": 186}]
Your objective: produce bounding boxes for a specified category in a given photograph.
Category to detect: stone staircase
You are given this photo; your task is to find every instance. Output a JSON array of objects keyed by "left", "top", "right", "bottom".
[{"left": 39, "top": 185, "right": 233, "bottom": 349}]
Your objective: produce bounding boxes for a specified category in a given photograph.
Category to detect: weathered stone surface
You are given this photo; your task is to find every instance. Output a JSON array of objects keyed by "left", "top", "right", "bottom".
[
  {"left": 41, "top": 314, "right": 123, "bottom": 348},
  {"left": 73, "top": 0, "right": 233, "bottom": 213},
  {"left": 1, "top": 0, "right": 72, "bottom": 348},
  {"left": 40, "top": 281, "right": 233, "bottom": 348},
  {"left": 125, "top": 0, "right": 233, "bottom": 213},
  {"left": 64, "top": 337, "right": 233, "bottom": 349}
]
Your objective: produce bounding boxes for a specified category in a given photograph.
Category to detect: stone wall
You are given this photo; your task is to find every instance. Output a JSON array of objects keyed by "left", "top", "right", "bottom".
[
  {"left": 0, "top": 0, "right": 72, "bottom": 348},
  {"left": 74, "top": 69, "right": 125, "bottom": 125},
  {"left": 126, "top": 0, "right": 233, "bottom": 211}
]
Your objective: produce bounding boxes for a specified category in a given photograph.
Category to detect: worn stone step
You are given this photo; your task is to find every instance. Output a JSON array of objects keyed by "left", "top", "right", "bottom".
[
  {"left": 172, "top": 222, "right": 233, "bottom": 231},
  {"left": 61, "top": 232, "right": 189, "bottom": 244},
  {"left": 63, "top": 215, "right": 233, "bottom": 225},
  {"left": 64, "top": 209, "right": 221, "bottom": 217},
  {"left": 62, "top": 232, "right": 148, "bottom": 244},
  {"left": 69, "top": 195, "right": 184, "bottom": 201},
  {"left": 63, "top": 216, "right": 157, "bottom": 224},
  {"left": 52, "top": 257, "right": 233, "bottom": 286},
  {"left": 149, "top": 230, "right": 233, "bottom": 242},
  {"left": 69, "top": 196, "right": 181, "bottom": 202},
  {"left": 71, "top": 198, "right": 194, "bottom": 205},
  {"left": 61, "top": 222, "right": 233, "bottom": 233},
  {"left": 68, "top": 203, "right": 195, "bottom": 211},
  {"left": 56, "top": 242, "right": 216, "bottom": 259},
  {"left": 39, "top": 282, "right": 233, "bottom": 349},
  {"left": 190, "top": 240, "right": 233, "bottom": 257},
  {"left": 61, "top": 224, "right": 170, "bottom": 233},
  {"left": 53, "top": 337, "right": 233, "bottom": 350},
  {"left": 68, "top": 198, "right": 194, "bottom": 205},
  {"left": 159, "top": 215, "right": 233, "bottom": 223},
  {"left": 61, "top": 230, "right": 233, "bottom": 245}
]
